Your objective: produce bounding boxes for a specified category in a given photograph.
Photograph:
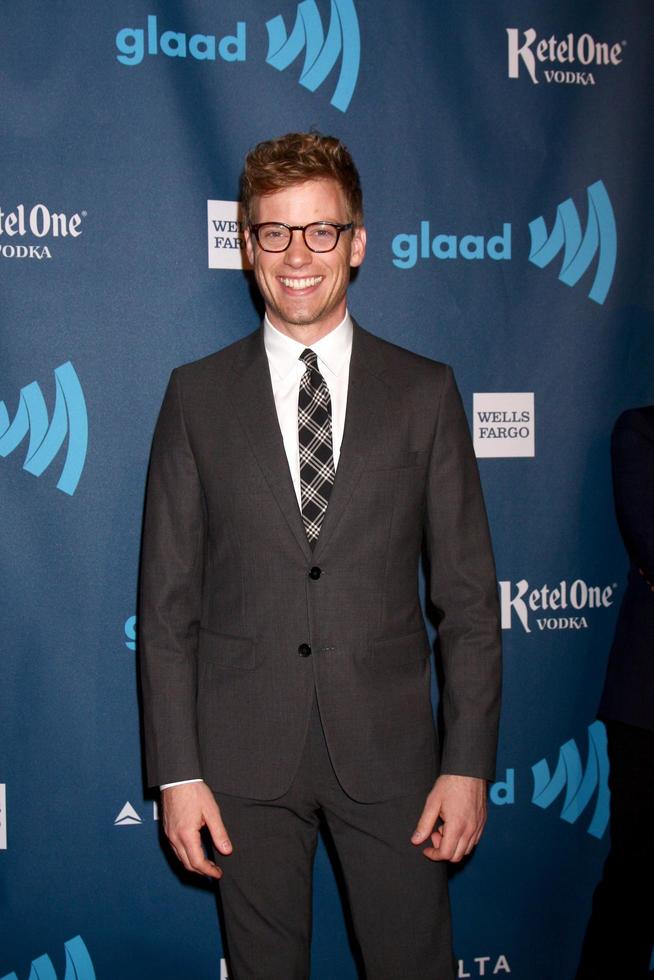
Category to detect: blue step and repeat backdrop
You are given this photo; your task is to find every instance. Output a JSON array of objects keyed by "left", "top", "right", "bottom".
[{"left": 1, "top": 2, "right": 653, "bottom": 978}]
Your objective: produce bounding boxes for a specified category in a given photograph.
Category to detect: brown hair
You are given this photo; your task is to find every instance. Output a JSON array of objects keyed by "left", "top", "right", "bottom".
[{"left": 241, "top": 132, "right": 363, "bottom": 226}]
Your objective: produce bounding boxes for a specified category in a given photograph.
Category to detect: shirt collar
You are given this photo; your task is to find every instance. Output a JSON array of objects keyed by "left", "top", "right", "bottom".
[{"left": 263, "top": 312, "right": 353, "bottom": 382}]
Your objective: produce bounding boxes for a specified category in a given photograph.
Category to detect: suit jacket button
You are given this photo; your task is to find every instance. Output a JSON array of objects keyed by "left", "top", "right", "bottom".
[
  {"left": 308, "top": 566, "right": 321, "bottom": 580},
  {"left": 298, "top": 643, "right": 312, "bottom": 657}
]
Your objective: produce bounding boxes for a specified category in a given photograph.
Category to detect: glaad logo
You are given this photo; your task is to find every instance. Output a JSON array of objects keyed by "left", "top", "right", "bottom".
[
  {"left": 528, "top": 181, "right": 616, "bottom": 305},
  {"left": 473, "top": 393, "right": 534, "bottom": 459},
  {"left": 490, "top": 722, "right": 609, "bottom": 839},
  {"left": 499, "top": 577, "right": 617, "bottom": 633},
  {"left": 507, "top": 28, "right": 624, "bottom": 86},
  {"left": 115, "top": 14, "right": 245, "bottom": 66},
  {"left": 115, "top": 3, "right": 360, "bottom": 113},
  {"left": 124, "top": 615, "right": 137, "bottom": 651},
  {"left": 0, "top": 204, "right": 87, "bottom": 260},
  {"left": 265, "top": 0, "right": 360, "bottom": 112},
  {"left": 207, "top": 201, "right": 251, "bottom": 271},
  {"left": 0, "top": 935, "right": 96, "bottom": 980},
  {"left": 532, "top": 721, "right": 609, "bottom": 839},
  {"left": 0, "top": 362, "right": 88, "bottom": 496},
  {"left": 391, "top": 181, "right": 617, "bottom": 305},
  {"left": 392, "top": 223, "right": 511, "bottom": 268}
]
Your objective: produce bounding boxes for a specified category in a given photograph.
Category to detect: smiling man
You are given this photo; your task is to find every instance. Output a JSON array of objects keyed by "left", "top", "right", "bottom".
[
  {"left": 246, "top": 177, "right": 364, "bottom": 338},
  {"left": 139, "top": 132, "right": 501, "bottom": 980}
]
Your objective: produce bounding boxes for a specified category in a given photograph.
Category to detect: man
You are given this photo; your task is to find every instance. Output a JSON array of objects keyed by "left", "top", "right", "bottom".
[{"left": 140, "top": 132, "right": 501, "bottom": 980}]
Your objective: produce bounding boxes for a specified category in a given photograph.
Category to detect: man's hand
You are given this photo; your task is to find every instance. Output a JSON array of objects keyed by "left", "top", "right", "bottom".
[
  {"left": 411, "top": 774, "right": 487, "bottom": 863},
  {"left": 161, "top": 782, "right": 232, "bottom": 879}
]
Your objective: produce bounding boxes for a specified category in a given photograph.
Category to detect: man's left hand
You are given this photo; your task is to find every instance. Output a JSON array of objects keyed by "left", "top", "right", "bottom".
[{"left": 411, "top": 774, "right": 487, "bottom": 863}]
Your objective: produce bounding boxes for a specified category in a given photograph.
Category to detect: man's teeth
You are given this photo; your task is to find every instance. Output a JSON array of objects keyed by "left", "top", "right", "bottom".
[{"left": 279, "top": 276, "right": 323, "bottom": 290}]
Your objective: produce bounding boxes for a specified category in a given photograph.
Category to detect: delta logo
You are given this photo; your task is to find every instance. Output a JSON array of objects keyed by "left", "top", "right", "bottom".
[
  {"left": 115, "top": 2, "right": 360, "bottom": 113},
  {"left": 391, "top": 180, "right": 617, "bottom": 305},
  {"left": 457, "top": 954, "right": 511, "bottom": 977},
  {"left": 114, "top": 800, "right": 159, "bottom": 826}
]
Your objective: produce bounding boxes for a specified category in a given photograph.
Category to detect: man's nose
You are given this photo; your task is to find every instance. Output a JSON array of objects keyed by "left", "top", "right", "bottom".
[{"left": 283, "top": 229, "right": 312, "bottom": 267}]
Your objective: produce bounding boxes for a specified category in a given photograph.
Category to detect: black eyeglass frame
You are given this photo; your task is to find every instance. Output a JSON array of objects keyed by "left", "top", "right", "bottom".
[{"left": 249, "top": 221, "right": 354, "bottom": 253}]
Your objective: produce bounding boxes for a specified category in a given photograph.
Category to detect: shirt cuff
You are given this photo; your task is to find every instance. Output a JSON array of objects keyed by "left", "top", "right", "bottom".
[{"left": 160, "top": 778, "right": 204, "bottom": 790}]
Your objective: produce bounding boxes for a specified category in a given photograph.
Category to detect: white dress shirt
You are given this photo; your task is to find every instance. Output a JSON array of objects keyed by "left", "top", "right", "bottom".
[
  {"left": 263, "top": 311, "right": 352, "bottom": 504},
  {"left": 161, "top": 312, "right": 354, "bottom": 791}
]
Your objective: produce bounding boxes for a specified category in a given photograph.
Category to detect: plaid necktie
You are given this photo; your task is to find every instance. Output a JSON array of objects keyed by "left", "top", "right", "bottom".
[{"left": 298, "top": 348, "right": 335, "bottom": 546}]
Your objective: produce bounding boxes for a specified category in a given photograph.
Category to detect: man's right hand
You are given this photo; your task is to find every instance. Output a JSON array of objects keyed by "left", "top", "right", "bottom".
[{"left": 161, "top": 782, "right": 232, "bottom": 879}]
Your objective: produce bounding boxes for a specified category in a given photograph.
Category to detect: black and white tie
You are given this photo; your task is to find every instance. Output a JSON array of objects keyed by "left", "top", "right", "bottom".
[{"left": 298, "top": 348, "right": 335, "bottom": 546}]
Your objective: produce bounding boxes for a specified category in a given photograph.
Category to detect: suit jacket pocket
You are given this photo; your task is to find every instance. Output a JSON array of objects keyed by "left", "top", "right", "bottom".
[
  {"left": 366, "top": 450, "right": 426, "bottom": 471},
  {"left": 198, "top": 628, "right": 256, "bottom": 670},
  {"left": 369, "top": 628, "right": 431, "bottom": 664}
]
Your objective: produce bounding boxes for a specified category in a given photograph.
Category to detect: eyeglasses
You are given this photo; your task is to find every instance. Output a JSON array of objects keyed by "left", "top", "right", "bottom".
[{"left": 249, "top": 221, "right": 353, "bottom": 253}]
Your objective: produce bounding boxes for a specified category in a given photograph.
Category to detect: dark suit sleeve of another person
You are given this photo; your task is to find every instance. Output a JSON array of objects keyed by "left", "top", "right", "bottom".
[
  {"left": 139, "top": 369, "right": 206, "bottom": 787},
  {"left": 611, "top": 409, "right": 654, "bottom": 582},
  {"left": 424, "top": 365, "right": 502, "bottom": 782},
  {"left": 598, "top": 407, "right": 654, "bottom": 730}
]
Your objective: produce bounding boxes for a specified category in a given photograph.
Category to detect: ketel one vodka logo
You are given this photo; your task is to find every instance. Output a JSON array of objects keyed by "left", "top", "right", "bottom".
[
  {"left": 507, "top": 28, "right": 625, "bottom": 86},
  {"left": 0, "top": 362, "right": 88, "bottom": 496},
  {"left": 499, "top": 577, "right": 617, "bottom": 633},
  {"left": 0, "top": 204, "right": 86, "bottom": 260}
]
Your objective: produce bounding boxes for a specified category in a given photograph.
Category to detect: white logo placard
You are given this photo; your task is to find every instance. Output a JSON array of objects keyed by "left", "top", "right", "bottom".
[
  {"left": 0, "top": 784, "right": 6, "bottom": 849},
  {"left": 207, "top": 200, "right": 251, "bottom": 270},
  {"left": 473, "top": 392, "right": 535, "bottom": 458}
]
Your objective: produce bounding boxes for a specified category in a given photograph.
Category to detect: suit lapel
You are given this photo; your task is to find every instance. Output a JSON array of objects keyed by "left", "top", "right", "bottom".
[
  {"left": 229, "top": 324, "right": 390, "bottom": 563},
  {"left": 230, "top": 329, "right": 312, "bottom": 561},
  {"left": 313, "top": 324, "right": 390, "bottom": 561}
]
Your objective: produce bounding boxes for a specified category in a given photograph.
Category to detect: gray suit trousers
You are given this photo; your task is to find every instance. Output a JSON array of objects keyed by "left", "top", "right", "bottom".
[{"left": 212, "top": 694, "right": 455, "bottom": 980}]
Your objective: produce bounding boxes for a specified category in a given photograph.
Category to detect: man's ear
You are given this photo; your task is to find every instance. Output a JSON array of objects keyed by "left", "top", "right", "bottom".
[
  {"left": 350, "top": 225, "right": 366, "bottom": 268},
  {"left": 244, "top": 227, "right": 255, "bottom": 266}
]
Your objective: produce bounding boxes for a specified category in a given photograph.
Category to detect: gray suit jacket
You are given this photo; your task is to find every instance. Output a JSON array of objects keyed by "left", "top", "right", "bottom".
[{"left": 139, "top": 323, "right": 501, "bottom": 802}]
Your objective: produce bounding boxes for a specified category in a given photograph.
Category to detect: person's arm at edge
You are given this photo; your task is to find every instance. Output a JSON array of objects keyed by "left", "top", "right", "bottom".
[
  {"left": 410, "top": 364, "right": 502, "bottom": 862},
  {"left": 139, "top": 368, "right": 232, "bottom": 878}
]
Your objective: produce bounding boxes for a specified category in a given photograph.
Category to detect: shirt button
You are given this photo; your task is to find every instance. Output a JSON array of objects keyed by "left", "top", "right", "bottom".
[
  {"left": 298, "top": 643, "right": 312, "bottom": 658},
  {"left": 308, "top": 566, "right": 321, "bottom": 580}
]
